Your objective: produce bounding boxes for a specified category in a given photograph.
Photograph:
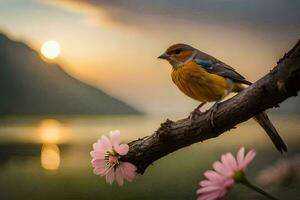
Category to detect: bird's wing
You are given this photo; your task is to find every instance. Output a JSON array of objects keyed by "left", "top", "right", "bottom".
[{"left": 195, "top": 58, "right": 252, "bottom": 85}]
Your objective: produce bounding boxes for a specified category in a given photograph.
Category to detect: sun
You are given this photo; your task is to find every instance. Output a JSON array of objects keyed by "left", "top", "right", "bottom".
[{"left": 41, "top": 40, "right": 61, "bottom": 59}]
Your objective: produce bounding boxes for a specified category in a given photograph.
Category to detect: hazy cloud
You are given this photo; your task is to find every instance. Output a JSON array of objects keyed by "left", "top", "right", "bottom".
[{"left": 51, "top": 0, "right": 300, "bottom": 31}]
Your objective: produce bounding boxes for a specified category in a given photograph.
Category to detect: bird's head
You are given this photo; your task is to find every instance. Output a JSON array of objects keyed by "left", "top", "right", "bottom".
[{"left": 158, "top": 43, "right": 197, "bottom": 68}]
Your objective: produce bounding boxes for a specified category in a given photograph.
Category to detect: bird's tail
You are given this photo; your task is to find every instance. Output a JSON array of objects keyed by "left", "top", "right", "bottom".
[
  {"left": 234, "top": 83, "right": 287, "bottom": 153},
  {"left": 254, "top": 112, "right": 287, "bottom": 153}
]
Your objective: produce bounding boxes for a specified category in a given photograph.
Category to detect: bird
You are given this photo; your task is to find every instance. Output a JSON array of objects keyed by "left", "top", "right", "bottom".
[{"left": 158, "top": 43, "right": 287, "bottom": 153}]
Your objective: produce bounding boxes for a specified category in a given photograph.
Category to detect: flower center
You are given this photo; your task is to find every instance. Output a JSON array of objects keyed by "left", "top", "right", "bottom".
[
  {"left": 104, "top": 149, "right": 120, "bottom": 167},
  {"left": 233, "top": 171, "right": 246, "bottom": 183},
  {"left": 108, "top": 155, "right": 118, "bottom": 164}
]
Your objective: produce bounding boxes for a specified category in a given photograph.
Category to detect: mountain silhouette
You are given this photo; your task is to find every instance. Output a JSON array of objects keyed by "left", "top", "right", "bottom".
[{"left": 0, "top": 33, "right": 139, "bottom": 115}]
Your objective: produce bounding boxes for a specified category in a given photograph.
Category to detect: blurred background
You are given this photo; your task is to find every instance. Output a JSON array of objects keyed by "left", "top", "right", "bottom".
[{"left": 0, "top": 0, "right": 299, "bottom": 199}]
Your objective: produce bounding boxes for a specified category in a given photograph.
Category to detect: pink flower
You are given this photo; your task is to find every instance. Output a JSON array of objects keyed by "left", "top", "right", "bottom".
[
  {"left": 256, "top": 154, "right": 300, "bottom": 186},
  {"left": 197, "top": 147, "right": 256, "bottom": 200},
  {"left": 91, "top": 130, "right": 137, "bottom": 186}
]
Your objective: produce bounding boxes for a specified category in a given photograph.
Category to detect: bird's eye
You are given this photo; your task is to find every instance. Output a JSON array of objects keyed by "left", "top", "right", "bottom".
[{"left": 174, "top": 49, "right": 182, "bottom": 55}]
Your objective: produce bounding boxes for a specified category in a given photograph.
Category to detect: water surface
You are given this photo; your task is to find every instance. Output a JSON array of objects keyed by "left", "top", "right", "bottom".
[{"left": 0, "top": 115, "right": 299, "bottom": 199}]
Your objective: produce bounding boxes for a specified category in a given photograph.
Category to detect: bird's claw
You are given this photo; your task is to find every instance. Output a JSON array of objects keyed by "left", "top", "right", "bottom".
[
  {"left": 189, "top": 102, "right": 205, "bottom": 121},
  {"left": 208, "top": 109, "right": 215, "bottom": 127},
  {"left": 207, "top": 103, "right": 219, "bottom": 127},
  {"left": 189, "top": 109, "right": 202, "bottom": 120}
]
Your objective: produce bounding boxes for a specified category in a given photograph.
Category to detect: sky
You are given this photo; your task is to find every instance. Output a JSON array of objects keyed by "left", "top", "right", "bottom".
[{"left": 0, "top": 0, "right": 299, "bottom": 114}]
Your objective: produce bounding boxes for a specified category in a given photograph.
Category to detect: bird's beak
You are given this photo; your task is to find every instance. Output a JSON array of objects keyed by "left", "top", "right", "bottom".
[{"left": 158, "top": 53, "right": 170, "bottom": 60}]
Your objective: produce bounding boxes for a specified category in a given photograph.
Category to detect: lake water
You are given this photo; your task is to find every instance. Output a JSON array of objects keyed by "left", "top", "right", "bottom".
[{"left": 0, "top": 115, "right": 299, "bottom": 200}]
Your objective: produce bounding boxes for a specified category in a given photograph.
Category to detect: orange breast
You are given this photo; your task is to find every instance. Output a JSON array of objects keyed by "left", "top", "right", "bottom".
[{"left": 171, "top": 61, "right": 229, "bottom": 102}]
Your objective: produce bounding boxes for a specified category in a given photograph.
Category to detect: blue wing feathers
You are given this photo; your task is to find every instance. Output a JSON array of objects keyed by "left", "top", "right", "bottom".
[
  {"left": 195, "top": 59, "right": 213, "bottom": 68},
  {"left": 194, "top": 58, "right": 251, "bottom": 85}
]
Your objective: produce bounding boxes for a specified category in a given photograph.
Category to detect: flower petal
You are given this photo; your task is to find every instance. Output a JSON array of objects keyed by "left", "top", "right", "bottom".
[
  {"left": 240, "top": 149, "right": 256, "bottom": 170},
  {"left": 90, "top": 150, "right": 105, "bottom": 159},
  {"left": 223, "top": 179, "right": 234, "bottom": 188},
  {"left": 197, "top": 185, "right": 220, "bottom": 194},
  {"left": 105, "top": 168, "right": 115, "bottom": 184},
  {"left": 199, "top": 180, "right": 214, "bottom": 187},
  {"left": 218, "top": 186, "right": 232, "bottom": 199},
  {"left": 204, "top": 170, "right": 224, "bottom": 182},
  {"left": 213, "top": 161, "right": 231, "bottom": 177},
  {"left": 92, "top": 141, "right": 103, "bottom": 151},
  {"left": 221, "top": 155, "right": 233, "bottom": 176},
  {"left": 198, "top": 192, "right": 220, "bottom": 200},
  {"left": 110, "top": 130, "right": 121, "bottom": 148},
  {"left": 115, "top": 167, "right": 124, "bottom": 186},
  {"left": 221, "top": 154, "right": 235, "bottom": 176},
  {"left": 92, "top": 159, "right": 109, "bottom": 175},
  {"left": 93, "top": 167, "right": 107, "bottom": 176},
  {"left": 100, "top": 135, "right": 112, "bottom": 151},
  {"left": 91, "top": 159, "right": 105, "bottom": 167},
  {"left": 120, "top": 162, "right": 137, "bottom": 181},
  {"left": 115, "top": 144, "right": 129, "bottom": 155},
  {"left": 221, "top": 153, "right": 234, "bottom": 174},
  {"left": 236, "top": 147, "right": 245, "bottom": 169},
  {"left": 225, "top": 153, "right": 238, "bottom": 170}
]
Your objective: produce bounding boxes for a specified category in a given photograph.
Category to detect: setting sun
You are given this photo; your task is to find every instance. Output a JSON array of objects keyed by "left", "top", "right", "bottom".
[{"left": 41, "top": 40, "right": 61, "bottom": 59}]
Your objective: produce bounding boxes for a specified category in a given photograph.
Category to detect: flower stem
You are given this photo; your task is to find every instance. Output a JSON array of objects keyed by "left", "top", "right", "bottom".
[{"left": 241, "top": 178, "right": 279, "bottom": 200}]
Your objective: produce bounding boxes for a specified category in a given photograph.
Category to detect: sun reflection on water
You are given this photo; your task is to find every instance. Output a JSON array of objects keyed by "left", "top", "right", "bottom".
[
  {"left": 37, "top": 119, "right": 69, "bottom": 171},
  {"left": 41, "top": 144, "right": 60, "bottom": 171}
]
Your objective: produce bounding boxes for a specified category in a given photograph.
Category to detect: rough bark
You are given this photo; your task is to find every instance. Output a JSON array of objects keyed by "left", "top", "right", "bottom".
[{"left": 121, "top": 40, "right": 300, "bottom": 174}]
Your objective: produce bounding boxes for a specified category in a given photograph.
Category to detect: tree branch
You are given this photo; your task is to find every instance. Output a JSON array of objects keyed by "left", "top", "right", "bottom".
[{"left": 121, "top": 40, "right": 300, "bottom": 174}]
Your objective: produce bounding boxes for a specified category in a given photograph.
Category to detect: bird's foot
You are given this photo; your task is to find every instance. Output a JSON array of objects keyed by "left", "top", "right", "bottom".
[
  {"left": 189, "top": 103, "right": 205, "bottom": 121},
  {"left": 207, "top": 103, "right": 219, "bottom": 127}
]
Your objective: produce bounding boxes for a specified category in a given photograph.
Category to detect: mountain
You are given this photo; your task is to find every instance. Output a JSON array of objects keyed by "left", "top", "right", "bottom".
[{"left": 0, "top": 33, "right": 139, "bottom": 115}]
